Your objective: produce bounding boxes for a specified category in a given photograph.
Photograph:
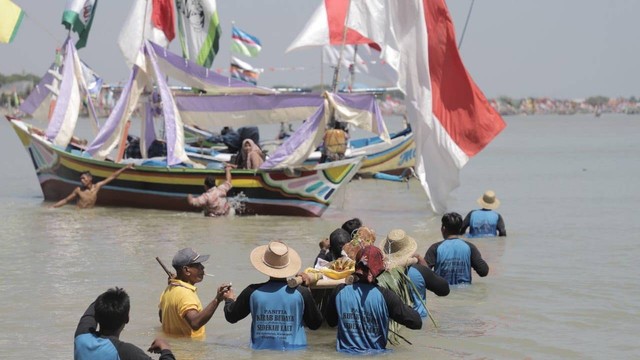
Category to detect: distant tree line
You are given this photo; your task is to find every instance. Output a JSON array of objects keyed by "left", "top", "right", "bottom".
[
  {"left": 0, "top": 73, "right": 41, "bottom": 107},
  {"left": 0, "top": 73, "right": 41, "bottom": 87}
]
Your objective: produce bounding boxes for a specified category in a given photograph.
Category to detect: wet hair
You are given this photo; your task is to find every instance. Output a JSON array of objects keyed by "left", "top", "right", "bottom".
[
  {"left": 329, "top": 228, "right": 351, "bottom": 260},
  {"left": 341, "top": 218, "right": 362, "bottom": 238},
  {"left": 441, "top": 212, "right": 463, "bottom": 235},
  {"left": 204, "top": 175, "right": 216, "bottom": 189},
  {"left": 80, "top": 171, "right": 92, "bottom": 179},
  {"left": 95, "top": 287, "right": 130, "bottom": 332}
]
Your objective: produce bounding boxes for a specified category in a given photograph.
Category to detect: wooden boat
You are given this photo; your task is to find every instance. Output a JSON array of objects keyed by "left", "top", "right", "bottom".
[
  {"left": 184, "top": 127, "right": 415, "bottom": 176},
  {"left": 12, "top": 40, "right": 394, "bottom": 217},
  {"left": 7, "top": 117, "right": 362, "bottom": 217},
  {"left": 347, "top": 129, "right": 415, "bottom": 176}
]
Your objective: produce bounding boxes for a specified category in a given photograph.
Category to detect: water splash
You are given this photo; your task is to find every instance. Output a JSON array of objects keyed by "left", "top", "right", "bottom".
[{"left": 228, "top": 192, "right": 248, "bottom": 215}]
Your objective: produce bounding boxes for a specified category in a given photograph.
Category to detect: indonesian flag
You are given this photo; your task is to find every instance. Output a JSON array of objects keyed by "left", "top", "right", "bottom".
[
  {"left": 286, "top": 0, "right": 376, "bottom": 52},
  {"left": 151, "top": 0, "right": 175, "bottom": 42},
  {"left": 348, "top": 0, "right": 506, "bottom": 213}
]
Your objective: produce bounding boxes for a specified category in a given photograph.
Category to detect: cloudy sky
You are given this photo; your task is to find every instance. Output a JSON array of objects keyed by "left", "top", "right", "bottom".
[{"left": 1, "top": 0, "right": 638, "bottom": 99}]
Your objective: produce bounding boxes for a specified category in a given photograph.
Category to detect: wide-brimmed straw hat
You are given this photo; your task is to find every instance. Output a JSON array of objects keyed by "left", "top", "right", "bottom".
[
  {"left": 380, "top": 229, "right": 417, "bottom": 269},
  {"left": 477, "top": 190, "right": 501, "bottom": 209},
  {"left": 250, "top": 241, "right": 301, "bottom": 279}
]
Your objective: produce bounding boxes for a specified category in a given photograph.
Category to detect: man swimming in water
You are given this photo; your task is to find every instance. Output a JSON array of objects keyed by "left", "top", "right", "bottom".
[{"left": 51, "top": 163, "right": 134, "bottom": 209}]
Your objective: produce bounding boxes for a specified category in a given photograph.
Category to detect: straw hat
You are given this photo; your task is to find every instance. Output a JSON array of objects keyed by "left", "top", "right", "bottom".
[
  {"left": 477, "top": 190, "right": 501, "bottom": 210},
  {"left": 380, "top": 229, "right": 417, "bottom": 269},
  {"left": 250, "top": 241, "right": 301, "bottom": 278}
]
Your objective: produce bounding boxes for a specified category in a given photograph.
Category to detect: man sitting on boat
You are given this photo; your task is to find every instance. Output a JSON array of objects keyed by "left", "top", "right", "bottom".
[
  {"left": 320, "top": 122, "right": 348, "bottom": 163},
  {"left": 187, "top": 164, "right": 235, "bottom": 217},
  {"left": 51, "top": 163, "right": 134, "bottom": 209}
]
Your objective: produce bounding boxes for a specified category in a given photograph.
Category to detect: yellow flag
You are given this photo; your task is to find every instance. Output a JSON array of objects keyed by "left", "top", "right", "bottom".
[{"left": 0, "top": 0, "right": 24, "bottom": 43}]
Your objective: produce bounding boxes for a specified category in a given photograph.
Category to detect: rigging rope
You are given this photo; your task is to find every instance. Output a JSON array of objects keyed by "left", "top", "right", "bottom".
[{"left": 458, "top": 0, "right": 476, "bottom": 50}]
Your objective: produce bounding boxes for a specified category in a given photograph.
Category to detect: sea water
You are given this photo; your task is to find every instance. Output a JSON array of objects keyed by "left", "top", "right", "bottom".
[{"left": 0, "top": 114, "right": 639, "bottom": 359}]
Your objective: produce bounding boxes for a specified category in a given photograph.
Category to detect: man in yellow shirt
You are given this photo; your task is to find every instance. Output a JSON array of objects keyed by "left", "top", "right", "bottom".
[{"left": 158, "top": 248, "right": 231, "bottom": 338}]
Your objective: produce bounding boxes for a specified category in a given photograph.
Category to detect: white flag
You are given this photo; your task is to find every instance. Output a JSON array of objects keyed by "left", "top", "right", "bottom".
[
  {"left": 348, "top": 0, "right": 506, "bottom": 213},
  {"left": 118, "top": 0, "right": 170, "bottom": 70}
]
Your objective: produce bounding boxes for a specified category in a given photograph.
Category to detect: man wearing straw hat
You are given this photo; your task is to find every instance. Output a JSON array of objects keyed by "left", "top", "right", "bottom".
[
  {"left": 461, "top": 190, "right": 507, "bottom": 237},
  {"left": 426, "top": 213, "right": 490, "bottom": 285},
  {"left": 381, "top": 229, "right": 450, "bottom": 318},
  {"left": 325, "top": 245, "right": 422, "bottom": 354},
  {"left": 223, "top": 241, "right": 323, "bottom": 350},
  {"left": 158, "top": 248, "right": 232, "bottom": 338}
]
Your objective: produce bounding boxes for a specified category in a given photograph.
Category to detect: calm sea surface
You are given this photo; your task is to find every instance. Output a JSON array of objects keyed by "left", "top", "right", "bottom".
[{"left": 1, "top": 114, "right": 639, "bottom": 359}]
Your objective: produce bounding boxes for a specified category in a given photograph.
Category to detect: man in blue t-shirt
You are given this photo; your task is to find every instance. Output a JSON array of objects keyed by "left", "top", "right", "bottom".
[
  {"left": 223, "top": 241, "right": 323, "bottom": 350},
  {"left": 461, "top": 190, "right": 507, "bottom": 238},
  {"left": 426, "top": 212, "right": 490, "bottom": 285},
  {"left": 326, "top": 246, "right": 422, "bottom": 354},
  {"left": 74, "top": 287, "right": 174, "bottom": 360}
]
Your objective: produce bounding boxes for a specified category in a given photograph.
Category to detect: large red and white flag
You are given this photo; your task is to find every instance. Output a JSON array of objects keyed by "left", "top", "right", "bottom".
[
  {"left": 348, "top": 0, "right": 506, "bottom": 213},
  {"left": 286, "top": 0, "right": 376, "bottom": 52}
]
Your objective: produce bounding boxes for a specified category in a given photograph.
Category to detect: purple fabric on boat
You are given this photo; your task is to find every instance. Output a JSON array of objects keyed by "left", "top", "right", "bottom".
[
  {"left": 19, "top": 69, "right": 54, "bottom": 116},
  {"left": 147, "top": 43, "right": 182, "bottom": 166},
  {"left": 261, "top": 104, "right": 325, "bottom": 169},
  {"left": 45, "top": 41, "right": 76, "bottom": 141},
  {"left": 333, "top": 93, "right": 385, "bottom": 135},
  {"left": 148, "top": 41, "right": 271, "bottom": 92},
  {"left": 333, "top": 93, "right": 379, "bottom": 111},
  {"left": 175, "top": 93, "right": 324, "bottom": 113},
  {"left": 143, "top": 101, "right": 156, "bottom": 156},
  {"left": 86, "top": 67, "right": 139, "bottom": 155},
  {"left": 20, "top": 37, "right": 71, "bottom": 116}
]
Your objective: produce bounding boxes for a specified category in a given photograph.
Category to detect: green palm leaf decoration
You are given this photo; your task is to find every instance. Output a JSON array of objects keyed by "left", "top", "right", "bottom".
[{"left": 377, "top": 267, "right": 438, "bottom": 346}]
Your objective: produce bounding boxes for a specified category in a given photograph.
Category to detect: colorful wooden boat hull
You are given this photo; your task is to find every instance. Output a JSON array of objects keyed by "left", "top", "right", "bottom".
[
  {"left": 9, "top": 119, "right": 362, "bottom": 217},
  {"left": 354, "top": 132, "right": 415, "bottom": 176}
]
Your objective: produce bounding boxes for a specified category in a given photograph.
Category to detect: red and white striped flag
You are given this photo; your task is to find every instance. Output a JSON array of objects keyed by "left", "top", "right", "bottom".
[{"left": 348, "top": 0, "right": 506, "bottom": 213}]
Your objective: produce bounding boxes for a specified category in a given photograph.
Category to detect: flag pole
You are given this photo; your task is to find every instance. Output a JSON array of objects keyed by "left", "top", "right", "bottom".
[
  {"left": 348, "top": 44, "right": 358, "bottom": 93},
  {"left": 228, "top": 21, "right": 234, "bottom": 87},
  {"left": 320, "top": 48, "right": 324, "bottom": 90},
  {"left": 330, "top": 0, "right": 352, "bottom": 93},
  {"left": 458, "top": 0, "right": 475, "bottom": 49}
]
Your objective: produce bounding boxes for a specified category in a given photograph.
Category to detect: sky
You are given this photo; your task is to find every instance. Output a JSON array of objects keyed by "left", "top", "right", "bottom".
[{"left": 1, "top": 0, "right": 639, "bottom": 99}]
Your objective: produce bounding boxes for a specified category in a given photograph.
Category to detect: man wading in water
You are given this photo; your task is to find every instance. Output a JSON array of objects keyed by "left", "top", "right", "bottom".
[{"left": 51, "top": 164, "right": 134, "bottom": 209}]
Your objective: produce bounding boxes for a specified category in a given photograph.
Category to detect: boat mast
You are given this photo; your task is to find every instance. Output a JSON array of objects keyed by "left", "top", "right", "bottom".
[{"left": 348, "top": 44, "right": 358, "bottom": 93}]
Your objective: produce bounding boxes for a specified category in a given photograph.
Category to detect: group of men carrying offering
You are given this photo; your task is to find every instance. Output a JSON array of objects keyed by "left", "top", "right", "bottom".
[{"left": 73, "top": 191, "right": 507, "bottom": 358}]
